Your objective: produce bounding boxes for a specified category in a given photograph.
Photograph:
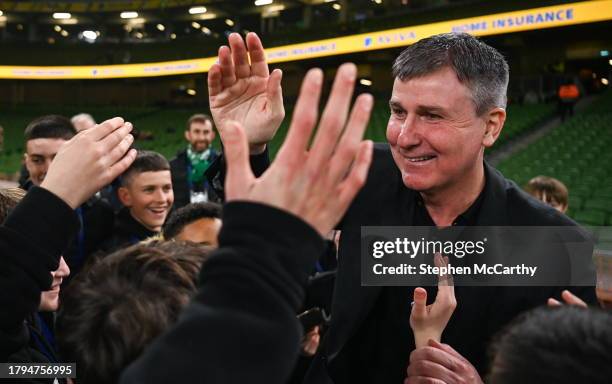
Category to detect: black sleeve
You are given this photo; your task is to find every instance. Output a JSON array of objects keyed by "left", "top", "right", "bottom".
[
  {"left": 0, "top": 187, "right": 79, "bottom": 359},
  {"left": 205, "top": 147, "right": 271, "bottom": 202},
  {"left": 119, "top": 202, "right": 325, "bottom": 384}
]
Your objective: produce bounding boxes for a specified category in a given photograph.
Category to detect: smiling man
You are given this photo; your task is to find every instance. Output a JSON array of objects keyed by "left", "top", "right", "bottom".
[
  {"left": 204, "top": 32, "right": 596, "bottom": 384},
  {"left": 170, "top": 113, "right": 220, "bottom": 209},
  {"left": 100, "top": 150, "right": 174, "bottom": 253}
]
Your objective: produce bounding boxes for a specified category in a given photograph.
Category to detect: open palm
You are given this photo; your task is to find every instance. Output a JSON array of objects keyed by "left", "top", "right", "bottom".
[{"left": 208, "top": 33, "right": 284, "bottom": 153}]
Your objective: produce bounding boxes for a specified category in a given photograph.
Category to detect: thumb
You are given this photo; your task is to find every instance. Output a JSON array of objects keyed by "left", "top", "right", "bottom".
[
  {"left": 222, "top": 121, "right": 254, "bottom": 200},
  {"left": 267, "top": 69, "right": 284, "bottom": 115},
  {"left": 411, "top": 287, "right": 428, "bottom": 318}
]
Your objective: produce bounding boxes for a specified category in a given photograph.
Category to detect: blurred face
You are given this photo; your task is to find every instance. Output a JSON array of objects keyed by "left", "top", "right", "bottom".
[
  {"left": 39, "top": 256, "right": 70, "bottom": 312},
  {"left": 185, "top": 120, "right": 215, "bottom": 152},
  {"left": 386, "top": 67, "right": 505, "bottom": 195},
  {"left": 24, "top": 138, "right": 67, "bottom": 186},
  {"left": 175, "top": 217, "right": 222, "bottom": 247},
  {"left": 119, "top": 171, "right": 174, "bottom": 232}
]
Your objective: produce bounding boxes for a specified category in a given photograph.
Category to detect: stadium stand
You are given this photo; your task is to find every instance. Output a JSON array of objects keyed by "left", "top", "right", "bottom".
[{"left": 497, "top": 91, "right": 612, "bottom": 227}]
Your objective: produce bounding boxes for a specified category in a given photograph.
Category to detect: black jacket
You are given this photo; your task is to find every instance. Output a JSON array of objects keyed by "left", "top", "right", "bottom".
[
  {"left": 170, "top": 148, "right": 220, "bottom": 209},
  {"left": 303, "top": 144, "right": 597, "bottom": 383},
  {"left": 97, "top": 207, "right": 158, "bottom": 255}
]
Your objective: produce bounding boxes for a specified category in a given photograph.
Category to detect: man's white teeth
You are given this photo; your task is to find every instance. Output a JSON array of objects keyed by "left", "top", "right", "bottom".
[{"left": 408, "top": 156, "right": 434, "bottom": 162}]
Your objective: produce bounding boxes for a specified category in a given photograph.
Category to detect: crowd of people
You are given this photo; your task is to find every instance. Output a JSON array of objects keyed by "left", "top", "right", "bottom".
[{"left": 1, "top": 31, "right": 611, "bottom": 384}]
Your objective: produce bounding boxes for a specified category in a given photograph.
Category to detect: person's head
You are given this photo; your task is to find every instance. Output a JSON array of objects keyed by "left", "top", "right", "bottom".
[
  {"left": 71, "top": 113, "right": 96, "bottom": 132},
  {"left": 0, "top": 187, "right": 70, "bottom": 312},
  {"left": 488, "top": 306, "right": 612, "bottom": 384},
  {"left": 524, "top": 176, "right": 568, "bottom": 213},
  {"left": 118, "top": 151, "right": 174, "bottom": 232},
  {"left": 388, "top": 33, "right": 508, "bottom": 194},
  {"left": 0, "top": 187, "right": 26, "bottom": 223},
  {"left": 24, "top": 115, "right": 76, "bottom": 186},
  {"left": 164, "top": 202, "right": 222, "bottom": 246},
  {"left": 185, "top": 113, "right": 215, "bottom": 152},
  {"left": 39, "top": 256, "right": 70, "bottom": 312},
  {"left": 57, "top": 240, "right": 212, "bottom": 384}
]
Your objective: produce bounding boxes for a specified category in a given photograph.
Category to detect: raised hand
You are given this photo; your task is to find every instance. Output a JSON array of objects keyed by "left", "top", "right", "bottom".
[
  {"left": 547, "top": 289, "right": 588, "bottom": 308},
  {"left": 208, "top": 32, "right": 284, "bottom": 154},
  {"left": 222, "top": 63, "right": 373, "bottom": 235},
  {"left": 40, "top": 117, "right": 137, "bottom": 209},
  {"left": 410, "top": 254, "right": 457, "bottom": 348}
]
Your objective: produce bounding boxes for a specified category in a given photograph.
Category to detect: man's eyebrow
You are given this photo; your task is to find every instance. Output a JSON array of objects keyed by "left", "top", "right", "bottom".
[
  {"left": 389, "top": 100, "right": 405, "bottom": 110},
  {"left": 416, "top": 105, "right": 447, "bottom": 114}
]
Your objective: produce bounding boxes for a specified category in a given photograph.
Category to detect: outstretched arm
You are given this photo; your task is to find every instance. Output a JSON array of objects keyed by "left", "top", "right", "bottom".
[{"left": 208, "top": 32, "right": 284, "bottom": 154}]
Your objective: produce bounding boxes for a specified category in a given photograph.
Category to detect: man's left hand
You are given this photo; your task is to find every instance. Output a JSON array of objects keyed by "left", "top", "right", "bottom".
[{"left": 405, "top": 339, "right": 483, "bottom": 384}]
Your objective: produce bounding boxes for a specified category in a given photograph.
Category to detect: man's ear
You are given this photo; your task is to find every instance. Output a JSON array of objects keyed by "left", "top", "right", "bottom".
[
  {"left": 117, "top": 186, "right": 132, "bottom": 207},
  {"left": 482, "top": 107, "right": 506, "bottom": 148},
  {"left": 184, "top": 130, "right": 191, "bottom": 142}
]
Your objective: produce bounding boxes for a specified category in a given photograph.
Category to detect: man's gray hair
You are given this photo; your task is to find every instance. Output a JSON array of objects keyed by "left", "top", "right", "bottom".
[{"left": 392, "top": 33, "right": 509, "bottom": 115}]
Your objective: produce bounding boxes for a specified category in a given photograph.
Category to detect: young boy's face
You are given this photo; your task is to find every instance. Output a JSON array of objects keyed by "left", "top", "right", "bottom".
[
  {"left": 119, "top": 171, "right": 174, "bottom": 232},
  {"left": 24, "top": 138, "right": 68, "bottom": 186}
]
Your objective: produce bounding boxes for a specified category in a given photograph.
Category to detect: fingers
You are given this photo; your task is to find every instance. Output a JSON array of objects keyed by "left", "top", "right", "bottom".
[
  {"left": 406, "top": 359, "right": 459, "bottom": 384},
  {"left": 267, "top": 68, "right": 284, "bottom": 117},
  {"left": 404, "top": 376, "right": 446, "bottom": 384},
  {"left": 547, "top": 297, "right": 562, "bottom": 307},
  {"left": 229, "top": 32, "right": 251, "bottom": 79},
  {"left": 409, "top": 346, "right": 459, "bottom": 372},
  {"left": 247, "top": 32, "right": 269, "bottom": 77},
  {"left": 561, "top": 289, "right": 588, "bottom": 308},
  {"left": 218, "top": 45, "right": 236, "bottom": 88},
  {"left": 326, "top": 93, "right": 373, "bottom": 185},
  {"left": 208, "top": 64, "right": 223, "bottom": 97},
  {"left": 222, "top": 121, "right": 255, "bottom": 200},
  {"left": 99, "top": 121, "right": 133, "bottom": 153},
  {"left": 276, "top": 68, "right": 323, "bottom": 164},
  {"left": 336, "top": 140, "right": 373, "bottom": 211},
  {"left": 427, "top": 339, "right": 470, "bottom": 365},
  {"left": 308, "top": 63, "right": 357, "bottom": 171},
  {"left": 107, "top": 149, "right": 137, "bottom": 184},
  {"left": 412, "top": 287, "right": 428, "bottom": 318},
  {"left": 87, "top": 117, "right": 125, "bottom": 141}
]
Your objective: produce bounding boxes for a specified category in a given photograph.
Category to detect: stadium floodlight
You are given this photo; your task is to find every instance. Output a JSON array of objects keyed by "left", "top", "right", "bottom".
[
  {"left": 53, "top": 12, "right": 71, "bottom": 20},
  {"left": 82, "top": 30, "right": 97, "bottom": 40},
  {"left": 373, "top": 0, "right": 383, "bottom": 4},
  {"left": 186, "top": 89, "right": 197, "bottom": 96},
  {"left": 54, "top": 25, "right": 62, "bottom": 32},
  {"left": 120, "top": 12, "right": 139, "bottom": 19},
  {"left": 156, "top": 23, "right": 165, "bottom": 31},
  {"left": 609, "top": 59, "right": 612, "bottom": 66},
  {"left": 189, "top": 6, "right": 207, "bottom": 15},
  {"left": 0, "top": 10, "right": 3, "bottom": 17},
  {"left": 359, "top": 79, "right": 372, "bottom": 86},
  {"left": 332, "top": 3, "right": 341, "bottom": 10},
  {"left": 60, "top": 30, "right": 69, "bottom": 37},
  {"left": 603, "top": 78, "right": 609, "bottom": 85},
  {"left": 225, "top": 19, "right": 234, "bottom": 27},
  {"left": 201, "top": 26, "right": 211, "bottom": 35},
  {"left": 191, "top": 21, "right": 201, "bottom": 29},
  {"left": 170, "top": 33, "right": 177, "bottom": 39},
  {"left": 255, "top": 0, "right": 273, "bottom": 6}
]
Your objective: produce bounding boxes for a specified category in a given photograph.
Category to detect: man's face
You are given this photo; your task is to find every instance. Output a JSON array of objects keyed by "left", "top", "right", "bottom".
[
  {"left": 24, "top": 138, "right": 67, "bottom": 186},
  {"left": 175, "top": 217, "right": 222, "bottom": 247},
  {"left": 386, "top": 67, "right": 503, "bottom": 194},
  {"left": 119, "top": 171, "right": 174, "bottom": 232},
  {"left": 39, "top": 256, "right": 70, "bottom": 312},
  {"left": 185, "top": 120, "right": 215, "bottom": 152}
]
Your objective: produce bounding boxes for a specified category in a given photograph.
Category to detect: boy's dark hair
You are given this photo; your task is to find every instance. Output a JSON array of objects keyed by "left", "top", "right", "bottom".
[
  {"left": 120, "top": 150, "right": 170, "bottom": 187},
  {"left": 0, "top": 188, "right": 26, "bottom": 223},
  {"left": 488, "top": 306, "right": 612, "bottom": 384},
  {"left": 57, "top": 240, "right": 212, "bottom": 384},
  {"left": 524, "top": 175, "right": 569, "bottom": 207},
  {"left": 186, "top": 113, "right": 213, "bottom": 131},
  {"left": 24, "top": 115, "right": 76, "bottom": 142},
  {"left": 163, "top": 202, "right": 222, "bottom": 239}
]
